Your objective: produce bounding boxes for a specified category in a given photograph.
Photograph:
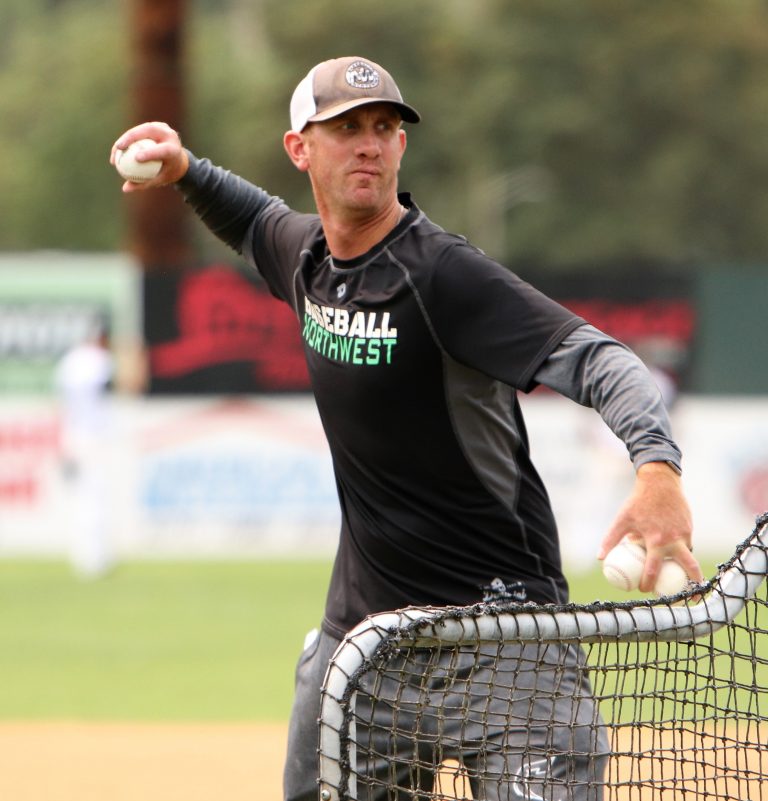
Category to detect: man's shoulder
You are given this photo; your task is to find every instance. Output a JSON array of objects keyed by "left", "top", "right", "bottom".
[
  {"left": 261, "top": 200, "right": 324, "bottom": 249},
  {"left": 400, "top": 210, "right": 508, "bottom": 284},
  {"left": 401, "top": 206, "right": 489, "bottom": 266}
]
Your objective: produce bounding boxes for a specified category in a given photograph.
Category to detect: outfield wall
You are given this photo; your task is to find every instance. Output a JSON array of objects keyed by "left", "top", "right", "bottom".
[{"left": 0, "top": 395, "right": 765, "bottom": 570}]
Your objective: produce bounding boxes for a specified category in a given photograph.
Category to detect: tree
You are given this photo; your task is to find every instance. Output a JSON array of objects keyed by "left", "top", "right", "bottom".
[{"left": 3, "top": 0, "right": 768, "bottom": 272}]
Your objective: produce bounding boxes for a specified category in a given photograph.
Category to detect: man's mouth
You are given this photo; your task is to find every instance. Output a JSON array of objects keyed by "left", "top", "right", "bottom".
[{"left": 350, "top": 167, "right": 380, "bottom": 177}]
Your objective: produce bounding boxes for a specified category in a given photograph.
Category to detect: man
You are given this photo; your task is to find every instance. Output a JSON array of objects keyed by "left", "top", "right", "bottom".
[{"left": 112, "top": 56, "right": 702, "bottom": 800}]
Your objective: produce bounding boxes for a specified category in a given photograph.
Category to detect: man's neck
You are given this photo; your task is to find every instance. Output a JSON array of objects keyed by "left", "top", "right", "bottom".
[{"left": 321, "top": 200, "right": 406, "bottom": 261}]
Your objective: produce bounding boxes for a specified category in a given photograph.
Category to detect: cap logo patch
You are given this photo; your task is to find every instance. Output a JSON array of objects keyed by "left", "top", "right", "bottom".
[{"left": 345, "top": 61, "right": 380, "bottom": 90}]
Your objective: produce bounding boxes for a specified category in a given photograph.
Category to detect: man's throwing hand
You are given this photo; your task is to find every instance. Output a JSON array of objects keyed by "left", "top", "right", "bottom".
[{"left": 110, "top": 122, "right": 189, "bottom": 192}]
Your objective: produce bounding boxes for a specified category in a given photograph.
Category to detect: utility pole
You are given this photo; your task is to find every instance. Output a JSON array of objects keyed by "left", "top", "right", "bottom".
[{"left": 128, "top": 0, "right": 190, "bottom": 272}]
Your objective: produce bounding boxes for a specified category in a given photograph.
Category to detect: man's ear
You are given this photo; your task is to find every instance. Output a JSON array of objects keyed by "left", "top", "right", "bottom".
[{"left": 283, "top": 130, "right": 310, "bottom": 172}]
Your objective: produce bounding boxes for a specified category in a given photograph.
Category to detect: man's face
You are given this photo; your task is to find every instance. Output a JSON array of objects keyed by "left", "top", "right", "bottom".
[{"left": 300, "top": 103, "right": 407, "bottom": 220}]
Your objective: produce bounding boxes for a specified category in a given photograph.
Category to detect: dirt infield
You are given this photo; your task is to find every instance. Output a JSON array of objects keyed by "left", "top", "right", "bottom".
[
  {"left": 5, "top": 722, "right": 762, "bottom": 800},
  {"left": 0, "top": 722, "right": 287, "bottom": 801}
]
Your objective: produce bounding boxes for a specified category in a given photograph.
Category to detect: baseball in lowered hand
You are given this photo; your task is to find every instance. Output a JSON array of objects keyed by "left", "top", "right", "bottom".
[
  {"left": 602, "top": 538, "right": 646, "bottom": 591},
  {"left": 115, "top": 138, "right": 162, "bottom": 183},
  {"left": 653, "top": 559, "right": 690, "bottom": 597}
]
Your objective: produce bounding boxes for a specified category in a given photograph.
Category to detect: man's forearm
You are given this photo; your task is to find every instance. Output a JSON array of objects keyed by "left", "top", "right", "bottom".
[
  {"left": 534, "top": 324, "right": 682, "bottom": 472},
  {"left": 176, "top": 152, "right": 277, "bottom": 255}
]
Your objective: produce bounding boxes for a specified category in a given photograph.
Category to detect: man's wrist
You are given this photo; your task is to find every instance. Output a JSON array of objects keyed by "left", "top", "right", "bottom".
[{"left": 637, "top": 459, "right": 682, "bottom": 478}]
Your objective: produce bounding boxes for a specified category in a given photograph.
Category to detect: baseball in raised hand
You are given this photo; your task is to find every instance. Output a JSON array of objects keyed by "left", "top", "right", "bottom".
[{"left": 110, "top": 122, "right": 189, "bottom": 192}]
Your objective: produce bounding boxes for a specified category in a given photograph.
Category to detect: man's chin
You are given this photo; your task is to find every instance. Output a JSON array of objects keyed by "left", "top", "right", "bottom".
[{"left": 344, "top": 194, "right": 383, "bottom": 215}]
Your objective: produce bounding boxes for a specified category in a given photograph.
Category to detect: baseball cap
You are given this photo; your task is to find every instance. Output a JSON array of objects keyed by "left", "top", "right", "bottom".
[{"left": 290, "top": 56, "right": 421, "bottom": 132}]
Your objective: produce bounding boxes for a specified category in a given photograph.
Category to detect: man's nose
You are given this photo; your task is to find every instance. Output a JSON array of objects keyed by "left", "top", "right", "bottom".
[{"left": 355, "top": 130, "right": 381, "bottom": 157}]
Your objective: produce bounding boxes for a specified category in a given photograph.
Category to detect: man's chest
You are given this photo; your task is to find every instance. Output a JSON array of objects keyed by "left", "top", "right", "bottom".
[{"left": 296, "top": 258, "right": 445, "bottom": 412}]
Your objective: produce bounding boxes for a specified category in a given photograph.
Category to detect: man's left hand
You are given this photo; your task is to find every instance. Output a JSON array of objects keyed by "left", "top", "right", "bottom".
[{"left": 599, "top": 461, "right": 703, "bottom": 593}]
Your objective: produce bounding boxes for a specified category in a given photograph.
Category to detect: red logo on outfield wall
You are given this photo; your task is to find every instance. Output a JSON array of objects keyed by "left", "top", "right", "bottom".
[{"left": 148, "top": 265, "right": 310, "bottom": 392}]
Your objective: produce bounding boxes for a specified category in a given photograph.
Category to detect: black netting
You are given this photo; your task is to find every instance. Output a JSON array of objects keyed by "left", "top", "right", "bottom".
[{"left": 319, "top": 513, "right": 768, "bottom": 801}]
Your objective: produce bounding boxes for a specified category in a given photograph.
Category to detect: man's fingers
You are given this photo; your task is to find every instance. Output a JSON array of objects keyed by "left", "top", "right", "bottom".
[
  {"left": 111, "top": 124, "right": 188, "bottom": 190},
  {"left": 641, "top": 544, "right": 704, "bottom": 594},
  {"left": 110, "top": 122, "right": 180, "bottom": 164}
]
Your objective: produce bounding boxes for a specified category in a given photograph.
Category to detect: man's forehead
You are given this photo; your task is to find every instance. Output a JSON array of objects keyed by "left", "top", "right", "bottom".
[{"left": 325, "top": 102, "right": 403, "bottom": 124}]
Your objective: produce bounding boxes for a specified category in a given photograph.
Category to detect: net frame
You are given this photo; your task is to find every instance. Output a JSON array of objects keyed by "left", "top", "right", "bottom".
[{"left": 317, "top": 512, "right": 768, "bottom": 801}]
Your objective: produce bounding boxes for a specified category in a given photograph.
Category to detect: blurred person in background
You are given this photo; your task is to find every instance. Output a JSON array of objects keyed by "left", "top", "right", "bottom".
[{"left": 55, "top": 321, "right": 115, "bottom": 579}]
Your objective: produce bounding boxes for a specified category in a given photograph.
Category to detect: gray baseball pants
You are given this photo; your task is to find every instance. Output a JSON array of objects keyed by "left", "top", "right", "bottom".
[{"left": 284, "top": 629, "right": 609, "bottom": 801}]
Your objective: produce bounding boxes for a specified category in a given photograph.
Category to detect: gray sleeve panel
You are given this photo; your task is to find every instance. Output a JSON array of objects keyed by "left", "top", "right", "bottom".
[
  {"left": 442, "top": 355, "right": 564, "bottom": 601},
  {"left": 443, "top": 355, "right": 522, "bottom": 515},
  {"left": 533, "top": 324, "right": 682, "bottom": 472}
]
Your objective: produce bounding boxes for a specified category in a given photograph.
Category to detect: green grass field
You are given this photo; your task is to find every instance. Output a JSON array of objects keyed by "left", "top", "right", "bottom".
[
  {"left": 0, "top": 556, "right": 726, "bottom": 722},
  {"left": 0, "top": 559, "right": 332, "bottom": 721}
]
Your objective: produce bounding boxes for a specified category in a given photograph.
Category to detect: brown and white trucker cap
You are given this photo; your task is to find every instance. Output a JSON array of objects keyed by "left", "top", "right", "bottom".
[{"left": 289, "top": 56, "right": 421, "bottom": 132}]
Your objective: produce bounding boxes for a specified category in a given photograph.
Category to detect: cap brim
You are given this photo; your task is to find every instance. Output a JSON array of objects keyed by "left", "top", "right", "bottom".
[{"left": 306, "top": 97, "right": 420, "bottom": 126}]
